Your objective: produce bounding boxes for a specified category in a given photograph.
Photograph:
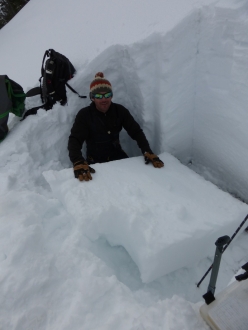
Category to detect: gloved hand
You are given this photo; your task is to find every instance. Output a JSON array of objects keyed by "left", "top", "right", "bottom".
[
  {"left": 73, "top": 160, "right": 96, "bottom": 181},
  {"left": 144, "top": 152, "right": 164, "bottom": 168}
]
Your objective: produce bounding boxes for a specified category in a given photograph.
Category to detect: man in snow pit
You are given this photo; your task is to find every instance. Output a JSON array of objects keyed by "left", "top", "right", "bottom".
[{"left": 68, "top": 72, "right": 164, "bottom": 181}]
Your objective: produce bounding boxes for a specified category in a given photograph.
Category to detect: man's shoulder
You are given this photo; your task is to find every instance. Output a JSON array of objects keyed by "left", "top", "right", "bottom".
[
  {"left": 111, "top": 102, "right": 129, "bottom": 113},
  {"left": 76, "top": 105, "right": 92, "bottom": 118}
]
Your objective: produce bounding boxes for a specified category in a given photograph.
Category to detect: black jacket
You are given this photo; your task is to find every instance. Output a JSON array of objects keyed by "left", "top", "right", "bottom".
[{"left": 68, "top": 102, "right": 153, "bottom": 164}]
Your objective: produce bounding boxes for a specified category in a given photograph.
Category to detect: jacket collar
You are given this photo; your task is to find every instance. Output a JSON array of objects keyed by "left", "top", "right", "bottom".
[{"left": 90, "top": 101, "right": 114, "bottom": 116}]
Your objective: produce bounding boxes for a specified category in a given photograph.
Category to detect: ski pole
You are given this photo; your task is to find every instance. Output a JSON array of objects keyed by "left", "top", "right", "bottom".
[
  {"left": 197, "top": 213, "right": 248, "bottom": 288},
  {"left": 202, "top": 235, "right": 230, "bottom": 305}
]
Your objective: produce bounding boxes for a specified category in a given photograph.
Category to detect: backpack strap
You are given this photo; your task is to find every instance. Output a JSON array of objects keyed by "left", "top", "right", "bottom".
[
  {"left": 25, "top": 86, "right": 41, "bottom": 97},
  {"left": 43, "top": 55, "right": 56, "bottom": 104},
  {"left": 65, "top": 82, "right": 87, "bottom": 98},
  {"left": 21, "top": 104, "right": 46, "bottom": 121},
  {"left": 41, "top": 50, "right": 50, "bottom": 77}
]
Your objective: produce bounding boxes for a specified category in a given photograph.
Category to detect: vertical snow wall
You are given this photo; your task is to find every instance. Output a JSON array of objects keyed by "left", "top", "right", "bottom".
[
  {"left": 193, "top": 3, "right": 248, "bottom": 200},
  {"left": 82, "top": 3, "right": 248, "bottom": 201}
]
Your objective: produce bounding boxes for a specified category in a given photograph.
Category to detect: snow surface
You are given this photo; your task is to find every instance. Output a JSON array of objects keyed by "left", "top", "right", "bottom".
[{"left": 1, "top": 0, "right": 248, "bottom": 329}]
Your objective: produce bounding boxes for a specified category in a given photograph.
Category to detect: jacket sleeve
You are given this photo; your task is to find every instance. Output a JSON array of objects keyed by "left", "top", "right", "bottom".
[
  {"left": 119, "top": 105, "right": 153, "bottom": 154},
  {"left": 68, "top": 109, "right": 89, "bottom": 164}
]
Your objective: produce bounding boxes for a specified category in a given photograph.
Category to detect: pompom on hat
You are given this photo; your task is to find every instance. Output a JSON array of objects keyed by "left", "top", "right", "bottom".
[{"left": 90, "top": 72, "right": 112, "bottom": 96}]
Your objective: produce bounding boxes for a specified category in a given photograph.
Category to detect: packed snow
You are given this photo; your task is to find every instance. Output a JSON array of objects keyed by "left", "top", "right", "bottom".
[
  {"left": 1, "top": 0, "right": 248, "bottom": 329},
  {"left": 44, "top": 153, "right": 247, "bottom": 283}
]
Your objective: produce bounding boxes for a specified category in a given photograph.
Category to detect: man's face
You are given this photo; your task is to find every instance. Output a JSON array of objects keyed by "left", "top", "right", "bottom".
[{"left": 92, "top": 91, "right": 112, "bottom": 113}]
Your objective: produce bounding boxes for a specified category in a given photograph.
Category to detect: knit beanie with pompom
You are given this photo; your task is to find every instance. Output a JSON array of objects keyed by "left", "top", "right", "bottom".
[{"left": 90, "top": 72, "right": 112, "bottom": 95}]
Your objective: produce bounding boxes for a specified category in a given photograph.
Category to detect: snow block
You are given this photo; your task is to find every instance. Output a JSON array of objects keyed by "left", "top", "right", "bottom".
[{"left": 43, "top": 152, "right": 248, "bottom": 283}]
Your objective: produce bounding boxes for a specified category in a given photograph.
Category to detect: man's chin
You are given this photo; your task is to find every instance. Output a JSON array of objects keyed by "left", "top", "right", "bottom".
[{"left": 98, "top": 105, "right": 110, "bottom": 112}]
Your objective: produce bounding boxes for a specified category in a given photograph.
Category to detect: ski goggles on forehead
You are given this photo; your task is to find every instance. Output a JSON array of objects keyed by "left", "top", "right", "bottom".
[{"left": 93, "top": 92, "right": 113, "bottom": 99}]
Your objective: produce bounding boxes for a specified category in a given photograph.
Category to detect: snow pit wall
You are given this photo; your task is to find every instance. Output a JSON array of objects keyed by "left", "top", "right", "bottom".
[
  {"left": 193, "top": 3, "right": 248, "bottom": 200},
  {"left": 85, "top": 4, "right": 248, "bottom": 202}
]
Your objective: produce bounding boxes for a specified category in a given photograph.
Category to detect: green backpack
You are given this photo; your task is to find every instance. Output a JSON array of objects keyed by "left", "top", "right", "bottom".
[{"left": 0, "top": 75, "right": 26, "bottom": 142}]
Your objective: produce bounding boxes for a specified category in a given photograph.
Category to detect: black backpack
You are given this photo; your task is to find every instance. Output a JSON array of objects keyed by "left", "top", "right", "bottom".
[
  {"left": 0, "top": 75, "right": 26, "bottom": 142},
  {"left": 23, "top": 49, "right": 86, "bottom": 119}
]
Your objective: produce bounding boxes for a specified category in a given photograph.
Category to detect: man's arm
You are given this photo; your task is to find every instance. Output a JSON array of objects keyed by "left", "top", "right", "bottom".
[
  {"left": 119, "top": 105, "right": 164, "bottom": 168},
  {"left": 68, "top": 109, "right": 88, "bottom": 163},
  {"left": 119, "top": 105, "right": 153, "bottom": 154}
]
